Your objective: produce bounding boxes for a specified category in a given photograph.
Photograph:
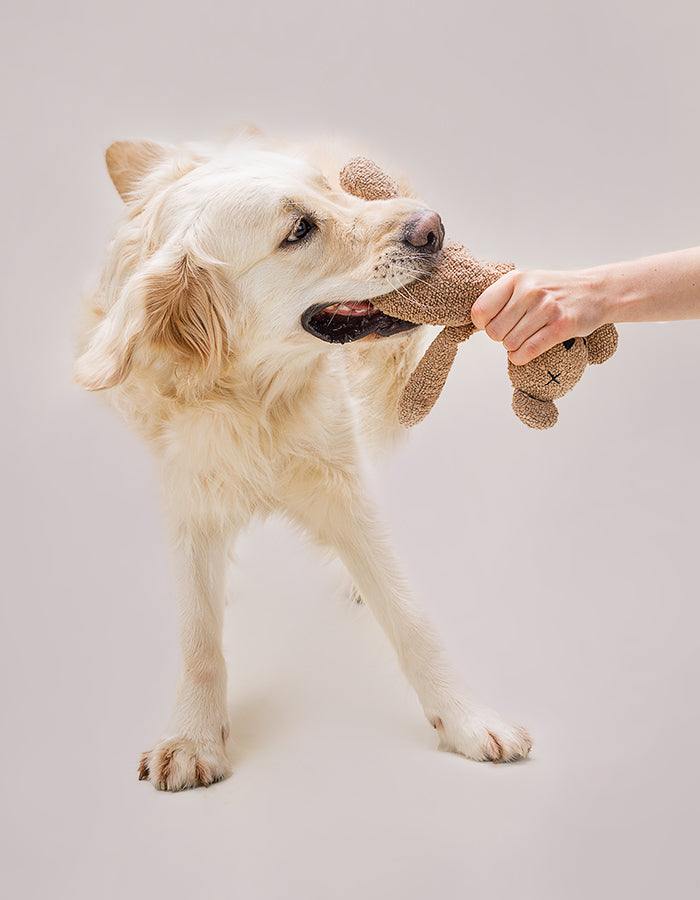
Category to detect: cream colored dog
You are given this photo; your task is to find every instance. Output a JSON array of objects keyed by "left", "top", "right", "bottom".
[{"left": 75, "top": 131, "right": 531, "bottom": 791}]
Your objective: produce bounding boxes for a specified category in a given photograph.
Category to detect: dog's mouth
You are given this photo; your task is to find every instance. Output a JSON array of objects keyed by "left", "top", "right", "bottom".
[{"left": 301, "top": 299, "right": 418, "bottom": 344}]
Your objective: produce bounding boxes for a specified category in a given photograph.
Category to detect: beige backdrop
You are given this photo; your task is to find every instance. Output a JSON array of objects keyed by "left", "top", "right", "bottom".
[{"left": 2, "top": 1, "right": 699, "bottom": 898}]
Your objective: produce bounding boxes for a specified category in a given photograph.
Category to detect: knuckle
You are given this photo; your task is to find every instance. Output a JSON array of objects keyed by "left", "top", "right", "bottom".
[
  {"left": 546, "top": 319, "right": 562, "bottom": 339},
  {"left": 520, "top": 273, "right": 540, "bottom": 295},
  {"left": 562, "top": 310, "right": 578, "bottom": 333},
  {"left": 542, "top": 297, "right": 558, "bottom": 318},
  {"left": 553, "top": 318, "right": 571, "bottom": 340},
  {"left": 527, "top": 335, "right": 544, "bottom": 357}
]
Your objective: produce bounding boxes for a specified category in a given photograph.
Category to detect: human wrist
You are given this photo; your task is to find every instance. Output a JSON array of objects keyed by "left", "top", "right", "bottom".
[
  {"left": 580, "top": 262, "right": 639, "bottom": 326},
  {"left": 575, "top": 265, "right": 618, "bottom": 330}
]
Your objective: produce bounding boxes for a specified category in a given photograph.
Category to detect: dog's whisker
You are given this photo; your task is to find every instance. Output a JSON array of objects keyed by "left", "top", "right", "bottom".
[
  {"left": 398, "top": 272, "right": 433, "bottom": 287},
  {"left": 326, "top": 306, "right": 340, "bottom": 328},
  {"left": 384, "top": 274, "right": 417, "bottom": 308},
  {"left": 383, "top": 263, "right": 434, "bottom": 289}
]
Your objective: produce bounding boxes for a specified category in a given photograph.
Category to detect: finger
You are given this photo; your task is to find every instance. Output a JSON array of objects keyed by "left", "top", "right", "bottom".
[
  {"left": 501, "top": 307, "right": 551, "bottom": 352},
  {"left": 508, "top": 324, "right": 563, "bottom": 365},
  {"left": 470, "top": 271, "right": 516, "bottom": 330},
  {"left": 482, "top": 292, "right": 532, "bottom": 343}
]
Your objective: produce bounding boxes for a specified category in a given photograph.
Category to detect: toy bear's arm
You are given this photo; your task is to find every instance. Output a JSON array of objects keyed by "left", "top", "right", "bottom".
[
  {"left": 398, "top": 324, "right": 475, "bottom": 426},
  {"left": 339, "top": 156, "right": 401, "bottom": 200}
]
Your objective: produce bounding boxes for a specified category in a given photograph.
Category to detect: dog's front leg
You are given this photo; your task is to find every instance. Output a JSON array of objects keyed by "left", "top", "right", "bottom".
[
  {"left": 285, "top": 467, "right": 531, "bottom": 763},
  {"left": 139, "top": 522, "right": 232, "bottom": 791}
]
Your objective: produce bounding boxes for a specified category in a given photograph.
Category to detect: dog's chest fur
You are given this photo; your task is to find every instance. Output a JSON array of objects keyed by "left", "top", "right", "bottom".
[{"left": 112, "top": 352, "right": 358, "bottom": 527}]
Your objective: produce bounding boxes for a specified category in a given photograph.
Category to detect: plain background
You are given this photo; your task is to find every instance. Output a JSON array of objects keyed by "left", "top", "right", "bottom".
[{"left": 2, "top": 1, "right": 699, "bottom": 898}]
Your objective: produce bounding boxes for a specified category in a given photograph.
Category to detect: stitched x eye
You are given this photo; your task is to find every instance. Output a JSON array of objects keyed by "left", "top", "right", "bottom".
[
  {"left": 563, "top": 338, "right": 576, "bottom": 350},
  {"left": 285, "top": 217, "right": 315, "bottom": 244}
]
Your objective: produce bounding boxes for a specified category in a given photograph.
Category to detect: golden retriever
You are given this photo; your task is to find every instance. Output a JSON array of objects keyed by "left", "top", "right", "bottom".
[{"left": 75, "top": 131, "right": 531, "bottom": 791}]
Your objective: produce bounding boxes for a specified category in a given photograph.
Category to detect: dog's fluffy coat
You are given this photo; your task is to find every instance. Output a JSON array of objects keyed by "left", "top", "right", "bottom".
[{"left": 76, "top": 131, "right": 531, "bottom": 791}]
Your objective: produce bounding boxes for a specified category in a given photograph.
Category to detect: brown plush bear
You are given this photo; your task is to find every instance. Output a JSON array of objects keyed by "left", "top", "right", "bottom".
[{"left": 339, "top": 157, "right": 618, "bottom": 429}]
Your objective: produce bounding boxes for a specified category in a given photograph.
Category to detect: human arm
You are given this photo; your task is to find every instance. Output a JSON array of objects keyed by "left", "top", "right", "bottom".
[{"left": 470, "top": 247, "right": 700, "bottom": 365}]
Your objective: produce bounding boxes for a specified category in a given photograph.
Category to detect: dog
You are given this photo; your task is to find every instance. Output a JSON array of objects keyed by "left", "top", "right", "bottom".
[{"left": 75, "top": 130, "right": 531, "bottom": 791}]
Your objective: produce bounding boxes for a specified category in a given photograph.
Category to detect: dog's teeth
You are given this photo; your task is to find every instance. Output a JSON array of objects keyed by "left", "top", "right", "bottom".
[{"left": 321, "top": 301, "right": 375, "bottom": 317}]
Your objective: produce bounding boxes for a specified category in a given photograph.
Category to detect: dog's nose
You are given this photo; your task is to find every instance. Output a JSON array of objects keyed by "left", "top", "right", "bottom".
[{"left": 403, "top": 210, "right": 444, "bottom": 252}]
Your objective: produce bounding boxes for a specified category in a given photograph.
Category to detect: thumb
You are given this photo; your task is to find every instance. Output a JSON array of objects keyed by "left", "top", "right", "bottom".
[{"left": 470, "top": 270, "right": 516, "bottom": 330}]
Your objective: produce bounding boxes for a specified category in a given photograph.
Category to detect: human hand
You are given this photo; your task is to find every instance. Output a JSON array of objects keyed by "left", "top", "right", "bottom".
[{"left": 470, "top": 269, "right": 609, "bottom": 365}]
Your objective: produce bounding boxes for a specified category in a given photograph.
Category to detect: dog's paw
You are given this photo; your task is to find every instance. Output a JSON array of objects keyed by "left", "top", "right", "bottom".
[
  {"left": 138, "top": 735, "right": 231, "bottom": 791},
  {"left": 433, "top": 708, "right": 532, "bottom": 763}
]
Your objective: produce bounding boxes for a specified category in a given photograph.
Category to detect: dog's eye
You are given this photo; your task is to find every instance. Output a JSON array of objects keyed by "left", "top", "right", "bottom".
[
  {"left": 285, "top": 217, "right": 315, "bottom": 244},
  {"left": 563, "top": 338, "right": 576, "bottom": 350}
]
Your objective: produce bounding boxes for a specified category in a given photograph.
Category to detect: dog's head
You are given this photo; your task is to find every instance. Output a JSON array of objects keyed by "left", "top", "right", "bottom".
[{"left": 75, "top": 136, "right": 442, "bottom": 395}]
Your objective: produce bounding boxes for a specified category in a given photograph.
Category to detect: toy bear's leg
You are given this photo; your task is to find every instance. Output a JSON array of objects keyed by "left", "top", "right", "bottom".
[
  {"left": 512, "top": 390, "right": 559, "bottom": 429},
  {"left": 398, "top": 324, "right": 475, "bottom": 426},
  {"left": 586, "top": 323, "right": 619, "bottom": 364},
  {"left": 282, "top": 457, "right": 532, "bottom": 763}
]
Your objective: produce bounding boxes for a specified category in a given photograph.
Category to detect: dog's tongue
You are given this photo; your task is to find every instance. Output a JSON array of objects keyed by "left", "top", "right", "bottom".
[{"left": 320, "top": 300, "right": 376, "bottom": 316}]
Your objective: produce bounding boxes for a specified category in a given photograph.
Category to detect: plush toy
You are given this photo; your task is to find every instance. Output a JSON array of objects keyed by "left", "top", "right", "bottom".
[{"left": 339, "top": 157, "right": 618, "bottom": 429}]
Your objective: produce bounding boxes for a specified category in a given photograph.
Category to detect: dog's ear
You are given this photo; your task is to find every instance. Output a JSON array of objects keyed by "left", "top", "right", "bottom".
[
  {"left": 143, "top": 250, "right": 230, "bottom": 383},
  {"left": 74, "top": 272, "right": 147, "bottom": 391},
  {"left": 105, "top": 139, "right": 175, "bottom": 201},
  {"left": 75, "top": 249, "right": 230, "bottom": 392}
]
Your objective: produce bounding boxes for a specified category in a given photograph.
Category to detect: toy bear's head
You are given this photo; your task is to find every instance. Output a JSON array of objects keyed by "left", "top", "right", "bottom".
[{"left": 508, "top": 325, "right": 618, "bottom": 428}]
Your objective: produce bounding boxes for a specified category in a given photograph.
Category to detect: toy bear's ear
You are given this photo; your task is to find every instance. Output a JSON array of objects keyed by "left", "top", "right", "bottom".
[
  {"left": 512, "top": 390, "right": 559, "bottom": 429},
  {"left": 398, "top": 324, "right": 474, "bottom": 426},
  {"left": 586, "top": 324, "right": 618, "bottom": 365}
]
